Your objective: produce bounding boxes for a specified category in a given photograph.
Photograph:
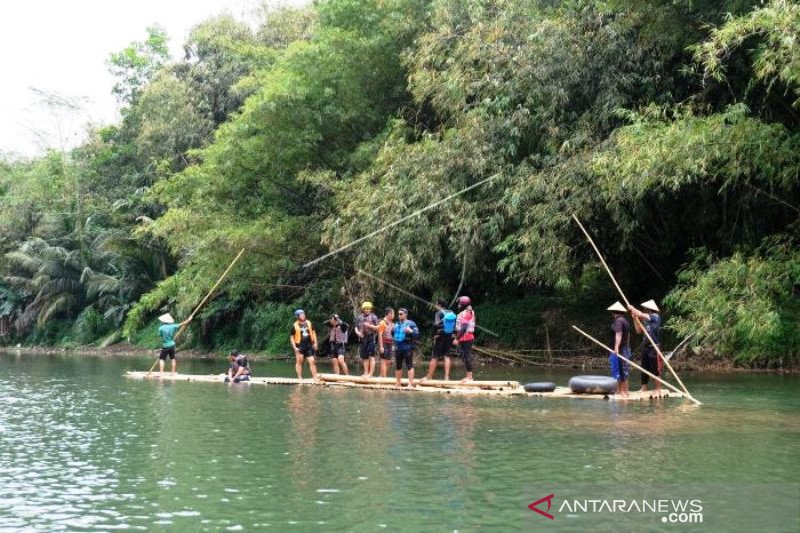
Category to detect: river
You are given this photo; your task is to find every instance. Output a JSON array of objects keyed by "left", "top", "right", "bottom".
[{"left": 0, "top": 353, "right": 797, "bottom": 531}]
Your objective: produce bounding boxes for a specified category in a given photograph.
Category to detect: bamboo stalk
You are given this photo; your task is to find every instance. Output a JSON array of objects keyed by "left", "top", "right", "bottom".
[
  {"left": 571, "top": 214, "right": 699, "bottom": 403},
  {"left": 666, "top": 333, "right": 694, "bottom": 361},
  {"left": 572, "top": 325, "right": 699, "bottom": 405}
]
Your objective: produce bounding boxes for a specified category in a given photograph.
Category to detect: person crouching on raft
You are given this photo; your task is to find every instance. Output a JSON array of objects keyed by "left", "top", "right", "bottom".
[
  {"left": 290, "top": 309, "right": 318, "bottom": 380},
  {"left": 454, "top": 296, "right": 476, "bottom": 382},
  {"left": 225, "top": 350, "right": 251, "bottom": 383},
  {"left": 377, "top": 307, "right": 395, "bottom": 378},
  {"left": 327, "top": 314, "right": 350, "bottom": 375},
  {"left": 608, "top": 301, "right": 631, "bottom": 397},
  {"left": 392, "top": 308, "right": 419, "bottom": 387},
  {"left": 628, "top": 299, "right": 662, "bottom": 395},
  {"left": 424, "top": 299, "right": 457, "bottom": 381},
  {"left": 157, "top": 313, "right": 192, "bottom": 374},
  {"left": 355, "top": 301, "right": 380, "bottom": 377}
]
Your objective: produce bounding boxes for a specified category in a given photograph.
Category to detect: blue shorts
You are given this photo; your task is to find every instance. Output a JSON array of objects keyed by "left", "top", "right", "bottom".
[{"left": 609, "top": 347, "right": 631, "bottom": 381}]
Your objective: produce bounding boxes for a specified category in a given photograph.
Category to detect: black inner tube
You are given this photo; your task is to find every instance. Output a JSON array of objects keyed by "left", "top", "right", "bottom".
[
  {"left": 523, "top": 382, "right": 556, "bottom": 393},
  {"left": 568, "top": 375, "right": 618, "bottom": 394}
]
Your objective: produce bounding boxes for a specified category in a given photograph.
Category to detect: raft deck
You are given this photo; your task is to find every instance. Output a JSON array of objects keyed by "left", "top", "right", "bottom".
[{"left": 125, "top": 371, "right": 684, "bottom": 402}]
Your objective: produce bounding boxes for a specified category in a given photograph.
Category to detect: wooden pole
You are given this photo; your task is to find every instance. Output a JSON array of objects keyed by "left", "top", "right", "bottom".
[
  {"left": 146, "top": 248, "right": 246, "bottom": 374},
  {"left": 571, "top": 214, "right": 697, "bottom": 402},
  {"left": 572, "top": 325, "right": 700, "bottom": 404}
]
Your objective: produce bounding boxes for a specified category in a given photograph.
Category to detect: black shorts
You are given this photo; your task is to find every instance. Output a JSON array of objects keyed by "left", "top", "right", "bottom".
[
  {"left": 330, "top": 343, "right": 346, "bottom": 357},
  {"left": 641, "top": 347, "right": 660, "bottom": 385},
  {"left": 432, "top": 334, "right": 453, "bottom": 358},
  {"left": 159, "top": 347, "right": 176, "bottom": 360},
  {"left": 359, "top": 340, "right": 376, "bottom": 359},
  {"left": 395, "top": 348, "right": 414, "bottom": 371},
  {"left": 297, "top": 345, "right": 315, "bottom": 358},
  {"left": 380, "top": 343, "right": 394, "bottom": 360}
]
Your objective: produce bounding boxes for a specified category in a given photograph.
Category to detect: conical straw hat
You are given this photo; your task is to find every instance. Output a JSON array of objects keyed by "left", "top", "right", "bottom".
[
  {"left": 607, "top": 301, "right": 626, "bottom": 313},
  {"left": 158, "top": 313, "right": 175, "bottom": 324},
  {"left": 641, "top": 299, "right": 659, "bottom": 312}
]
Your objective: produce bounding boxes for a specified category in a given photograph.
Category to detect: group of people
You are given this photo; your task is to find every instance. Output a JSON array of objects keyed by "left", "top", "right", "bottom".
[
  {"left": 289, "top": 297, "right": 477, "bottom": 387},
  {"left": 607, "top": 299, "right": 662, "bottom": 396}
]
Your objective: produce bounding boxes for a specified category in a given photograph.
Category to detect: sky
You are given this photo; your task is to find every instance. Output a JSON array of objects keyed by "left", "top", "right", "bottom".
[{"left": 0, "top": 0, "right": 284, "bottom": 158}]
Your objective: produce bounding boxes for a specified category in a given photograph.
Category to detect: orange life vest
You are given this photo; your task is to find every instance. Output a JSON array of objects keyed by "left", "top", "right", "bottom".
[{"left": 292, "top": 320, "right": 316, "bottom": 345}]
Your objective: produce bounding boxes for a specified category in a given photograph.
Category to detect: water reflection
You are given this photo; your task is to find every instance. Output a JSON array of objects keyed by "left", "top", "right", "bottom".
[{"left": 0, "top": 354, "right": 797, "bottom": 531}]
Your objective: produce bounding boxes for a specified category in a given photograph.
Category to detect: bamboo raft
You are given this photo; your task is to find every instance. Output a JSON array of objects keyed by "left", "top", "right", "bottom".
[{"left": 125, "top": 372, "right": 685, "bottom": 401}]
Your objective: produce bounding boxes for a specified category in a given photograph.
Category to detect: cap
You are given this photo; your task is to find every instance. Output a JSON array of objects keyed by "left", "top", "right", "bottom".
[
  {"left": 294, "top": 309, "right": 304, "bottom": 318},
  {"left": 158, "top": 313, "right": 175, "bottom": 324}
]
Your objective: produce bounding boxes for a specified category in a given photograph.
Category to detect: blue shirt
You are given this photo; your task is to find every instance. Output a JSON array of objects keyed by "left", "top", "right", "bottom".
[
  {"left": 643, "top": 313, "right": 661, "bottom": 347},
  {"left": 159, "top": 323, "right": 180, "bottom": 348}
]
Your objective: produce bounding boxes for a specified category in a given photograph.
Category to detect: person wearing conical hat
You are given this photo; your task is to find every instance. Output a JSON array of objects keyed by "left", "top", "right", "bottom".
[
  {"left": 628, "top": 300, "right": 662, "bottom": 395},
  {"left": 608, "top": 302, "right": 630, "bottom": 397},
  {"left": 158, "top": 313, "right": 192, "bottom": 374}
]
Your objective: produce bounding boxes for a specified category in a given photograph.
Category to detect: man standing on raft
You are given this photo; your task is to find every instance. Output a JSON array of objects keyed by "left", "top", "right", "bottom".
[
  {"left": 290, "top": 309, "right": 318, "bottom": 380},
  {"left": 608, "top": 301, "right": 631, "bottom": 397},
  {"left": 327, "top": 314, "right": 350, "bottom": 375},
  {"left": 424, "top": 299, "right": 457, "bottom": 381},
  {"left": 377, "top": 307, "right": 395, "bottom": 378},
  {"left": 158, "top": 313, "right": 192, "bottom": 374},
  {"left": 355, "top": 301, "right": 379, "bottom": 377},
  {"left": 628, "top": 300, "right": 662, "bottom": 395},
  {"left": 392, "top": 308, "right": 419, "bottom": 387}
]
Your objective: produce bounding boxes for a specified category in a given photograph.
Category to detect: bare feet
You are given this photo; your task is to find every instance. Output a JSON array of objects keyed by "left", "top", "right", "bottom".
[{"left": 395, "top": 381, "right": 402, "bottom": 388}]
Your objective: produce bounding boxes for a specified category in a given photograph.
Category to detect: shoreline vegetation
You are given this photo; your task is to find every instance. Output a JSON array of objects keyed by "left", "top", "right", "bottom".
[
  {"left": 3, "top": 344, "right": 797, "bottom": 374},
  {"left": 1, "top": 0, "right": 798, "bottom": 370}
]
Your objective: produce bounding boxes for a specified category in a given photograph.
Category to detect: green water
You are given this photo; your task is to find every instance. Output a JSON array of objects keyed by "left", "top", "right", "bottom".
[{"left": 0, "top": 353, "right": 797, "bottom": 531}]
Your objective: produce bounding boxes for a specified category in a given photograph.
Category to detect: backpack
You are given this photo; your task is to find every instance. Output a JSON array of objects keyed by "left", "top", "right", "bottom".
[{"left": 442, "top": 311, "right": 457, "bottom": 335}]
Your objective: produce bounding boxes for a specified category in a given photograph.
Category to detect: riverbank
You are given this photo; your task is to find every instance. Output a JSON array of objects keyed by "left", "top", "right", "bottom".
[{"left": 2, "top": 343, "right": 797, "bottom": 373}]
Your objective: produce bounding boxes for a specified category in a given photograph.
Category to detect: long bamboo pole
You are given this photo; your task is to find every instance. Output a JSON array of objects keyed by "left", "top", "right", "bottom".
[
  {"left": 572, "top": 326, "right": 699, "bottom": 404},
  {"left": 571, "top": 214, "right": 699, "bottom": 404},
  {"left": 147, "top": 248, "right": 246, "bottom": 374}
]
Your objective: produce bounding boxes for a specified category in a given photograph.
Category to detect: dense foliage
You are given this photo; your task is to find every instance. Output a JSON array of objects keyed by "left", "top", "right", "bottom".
[{"left": 0, "top": 0, "right": 797, "bottom": 366}]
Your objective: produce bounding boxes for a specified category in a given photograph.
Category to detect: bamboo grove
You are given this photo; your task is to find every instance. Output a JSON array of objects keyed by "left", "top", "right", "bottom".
[{"left": 0, "top": 0, "right": 798, "bottom": 366}]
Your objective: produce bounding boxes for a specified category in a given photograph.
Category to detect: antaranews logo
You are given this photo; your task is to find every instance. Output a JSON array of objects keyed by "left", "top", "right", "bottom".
[
  {"left": 527, "top": 494, "right": 555, "bottom": 520},
  {"left": 527, "top": 493, "right": 704, "bottom": 524}
]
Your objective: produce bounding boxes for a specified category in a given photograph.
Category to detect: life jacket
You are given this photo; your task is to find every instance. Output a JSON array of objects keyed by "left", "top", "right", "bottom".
[
  {"left": 393, "top": 320, "right": 418, "bottom": 345},
  {"left": 379, "top": 318, "right": 394, "bottom": 344},
  {"left": 293, "top": 320, "right": 316, "bottom": 345},
  {"left": 442, "top": 311, "right": 457, "bottom": 335},
  {"left": 356, "top": 313, "right": 378, "bottom": 341},
  {"left": 456, "top": 307, "right": 476, "bottom": 341},
  {"left": 329, "top": 323, "right": 348, "bottom": 345},
  {"left": 393, "top": 321, "right": 407, "bottom": 343}
]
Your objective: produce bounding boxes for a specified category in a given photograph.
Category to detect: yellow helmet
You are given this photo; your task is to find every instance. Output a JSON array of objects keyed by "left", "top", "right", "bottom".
[{"left": 361, "top": 301, "right": 373, "bottom": 311}]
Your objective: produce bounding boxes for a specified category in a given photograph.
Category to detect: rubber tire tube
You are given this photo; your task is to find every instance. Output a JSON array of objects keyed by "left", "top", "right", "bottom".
[
  {"left": 568, "top": 375, "right": 618, "bottom": 394},
  {"left": 523, "top": 382, "right": 557, "bottom": 393}
]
